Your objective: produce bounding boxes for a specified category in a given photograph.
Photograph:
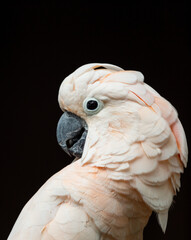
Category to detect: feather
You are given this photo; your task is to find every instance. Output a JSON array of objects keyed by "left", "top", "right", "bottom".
[
  {"left": 140, "top": 162, "right": 171, "bottom": 186},
  {"left": 130, "top": 153, "right": 158, "bottom": 175},
  {"left": 157, "top": 211, "right": 168, "bottom": 233},
  {"left": 103, "top": 71, "right": 144, "bottom": 84},
  {"left": 171, "top": 119, "right": 188, "bottom": 167},
  {"left": 134, "top": 177, "right": 174, "bottom": 212}
]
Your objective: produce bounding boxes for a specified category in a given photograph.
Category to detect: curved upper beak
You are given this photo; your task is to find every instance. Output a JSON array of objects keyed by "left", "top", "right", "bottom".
[{"left": 56, "top": 111, "right": 88, "bottom": 158}]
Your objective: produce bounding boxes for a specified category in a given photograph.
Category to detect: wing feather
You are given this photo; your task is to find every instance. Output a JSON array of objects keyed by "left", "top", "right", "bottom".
[
  {"left": 42, "top": 203, "right": 100, "bottom": 240},
  {"left": 129, "top": 86, "right": 188, "bottom": 232}
]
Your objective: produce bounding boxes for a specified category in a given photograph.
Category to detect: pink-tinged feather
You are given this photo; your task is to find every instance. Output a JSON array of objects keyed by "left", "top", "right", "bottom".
[{"left": 171, "top": 120, "right": 188, "bottom": 167}]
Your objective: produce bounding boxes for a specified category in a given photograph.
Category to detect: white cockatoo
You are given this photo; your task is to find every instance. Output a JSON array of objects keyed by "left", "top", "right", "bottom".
[{"left": 8, "top": 63, "right": 188, "bottom": 240}]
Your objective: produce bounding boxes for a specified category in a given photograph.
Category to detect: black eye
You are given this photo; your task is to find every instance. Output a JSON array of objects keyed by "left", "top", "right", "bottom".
[
  {"left": 83, "top": 97, "right": 103, "bottom": 115},
  {"left": 86, "top": 100, "right": 98, "bottom": 110}
]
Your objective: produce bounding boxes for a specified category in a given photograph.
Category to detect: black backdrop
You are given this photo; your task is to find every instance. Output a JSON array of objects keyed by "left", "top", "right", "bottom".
[{"left": 1, "top": 1, "right": 190, "bottom": 240}]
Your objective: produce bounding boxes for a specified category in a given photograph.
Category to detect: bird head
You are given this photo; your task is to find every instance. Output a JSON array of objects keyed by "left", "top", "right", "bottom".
[{"left": 57, "top": 63, "right": 153, "bottom": 161}]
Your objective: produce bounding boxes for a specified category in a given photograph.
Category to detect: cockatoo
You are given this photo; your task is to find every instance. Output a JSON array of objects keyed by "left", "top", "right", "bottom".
[{"left": 8, "top": 63, "right": 188, "bottom": 240}]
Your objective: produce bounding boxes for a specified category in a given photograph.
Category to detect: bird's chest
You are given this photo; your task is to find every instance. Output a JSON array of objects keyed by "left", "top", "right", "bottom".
[
  {"left": 85, "top": 184, "right": 150, "bottom": 239},
  {"left": 61, "top": 165, "right": 151, "bottom": 239}
]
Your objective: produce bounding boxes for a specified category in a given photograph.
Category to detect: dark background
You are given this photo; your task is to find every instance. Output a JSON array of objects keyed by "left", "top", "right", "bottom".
[{"left": 1, "top": 1, "right": 190, "bottom": 239}]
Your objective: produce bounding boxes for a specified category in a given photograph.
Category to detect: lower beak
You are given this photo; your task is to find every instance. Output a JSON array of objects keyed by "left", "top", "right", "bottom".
[{"left": 56, "top": 111, "right": 88, "bottom": 158}]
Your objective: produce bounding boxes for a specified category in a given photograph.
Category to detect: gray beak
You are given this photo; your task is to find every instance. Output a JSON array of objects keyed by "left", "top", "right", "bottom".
[{"left": 56, "top": 111, "right": 88, "bottom": 158}]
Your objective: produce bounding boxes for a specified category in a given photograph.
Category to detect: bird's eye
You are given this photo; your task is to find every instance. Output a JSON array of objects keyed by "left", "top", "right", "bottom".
[{"left": 83, "top": 98, "right": 103, "bottom": 115}]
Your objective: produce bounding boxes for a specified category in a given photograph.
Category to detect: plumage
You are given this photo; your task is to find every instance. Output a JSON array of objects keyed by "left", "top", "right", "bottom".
[{"left": 8, "top": 63, "right": 188, "bottom": 240}]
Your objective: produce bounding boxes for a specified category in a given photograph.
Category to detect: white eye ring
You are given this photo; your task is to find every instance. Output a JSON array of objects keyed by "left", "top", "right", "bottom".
[{"left": 83, "top": 98, "right": 103, "bottom": 116}]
